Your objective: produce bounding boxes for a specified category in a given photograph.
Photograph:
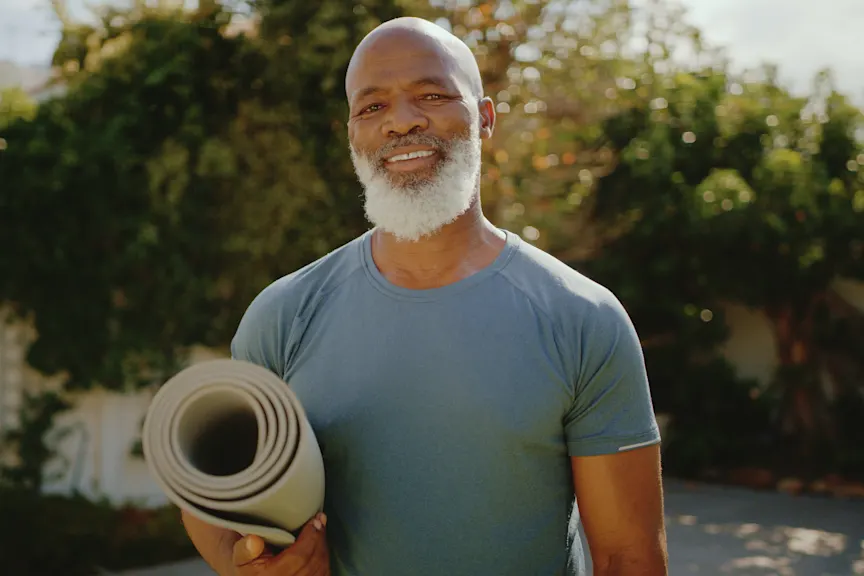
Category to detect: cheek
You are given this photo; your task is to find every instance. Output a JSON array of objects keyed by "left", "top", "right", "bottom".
[
  {"left": 431, "top": 105, "right": 475, "bottom": 136},
  {"left": 348, "top": 121, "right": 381, "bottom": 155},
  {"left": 347, "top": 122, "right": 363, "bottom": 149}
]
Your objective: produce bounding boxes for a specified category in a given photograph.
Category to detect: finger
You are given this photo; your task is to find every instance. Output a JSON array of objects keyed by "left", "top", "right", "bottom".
[
  {"left": 276, "top": 513, "right": 327, "bottom": 564},
  {"left": 313, "top": 541, "right": 332, "bottom": 576},
  {"left": 310, "top": 515, "right": 329, "bottom": 564},
  {"left": 312, "top": 529, "right": 330, "bottom": 576},
  {"left": 310, "top": 560, "right": 332, "bottom": 576},
  {"left": 300, "top": 514, "right": 329, "bottom": 573},
  {"left": 232, "top": 534, "right": 272, "bottom": 567}
]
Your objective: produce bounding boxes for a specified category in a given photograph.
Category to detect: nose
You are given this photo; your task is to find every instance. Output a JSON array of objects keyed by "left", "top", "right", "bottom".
[{"left": 382, "top": 99, "right": 429, "bottom": 137}]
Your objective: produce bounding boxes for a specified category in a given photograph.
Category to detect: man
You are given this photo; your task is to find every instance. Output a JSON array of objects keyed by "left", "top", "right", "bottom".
[{"left": 181, "top": 16, "right": 668, "bottom": 576}]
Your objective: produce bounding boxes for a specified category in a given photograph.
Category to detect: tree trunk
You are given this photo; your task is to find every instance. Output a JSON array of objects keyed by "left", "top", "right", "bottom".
[{"left": 766, "top": 301, "right": 833, "bottom": 474}]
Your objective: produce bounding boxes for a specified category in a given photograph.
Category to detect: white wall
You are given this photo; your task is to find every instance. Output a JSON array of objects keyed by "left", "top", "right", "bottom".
[
  {"left": 833, "top": 277, "right": 864, "bottom": 313},
  {"left": 38, "top": 345, "right": 228, "bottom": 507},
  {"left": 0, "top": 308, "right": 66, "bottom": 468},
  {"left": 42, "top": 388, "right": 167, "bottom": 506},
  {"left": 0, "top": 320, "right": 228, "bottom": 506},
  {"left": 718, "top": 277, "right": 864, "bottom": 388},
  {"left": 718, "top": 303, "right": 778, "bottom": 386}
]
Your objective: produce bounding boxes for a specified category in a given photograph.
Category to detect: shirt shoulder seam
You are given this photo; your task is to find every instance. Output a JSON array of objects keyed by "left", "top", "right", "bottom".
[
  {"left": 495, "top": 269, "right": 578, "bottom": 399},
  {"left": 496, "top": 270, "right": 562, "bottom": 331}
]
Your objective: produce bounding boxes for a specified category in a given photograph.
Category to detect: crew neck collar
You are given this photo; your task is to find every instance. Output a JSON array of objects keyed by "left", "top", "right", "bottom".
[{"left": 359, "top": 227, "right": 520, "bottom": 302}]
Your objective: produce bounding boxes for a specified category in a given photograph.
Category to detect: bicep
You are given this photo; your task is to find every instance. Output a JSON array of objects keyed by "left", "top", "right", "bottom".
[
  {"left": 564, "top": 294, "right": 660, "bottom": 457},
  {"left": 570, "top": 445, "right": 667, "bottom": 568}
]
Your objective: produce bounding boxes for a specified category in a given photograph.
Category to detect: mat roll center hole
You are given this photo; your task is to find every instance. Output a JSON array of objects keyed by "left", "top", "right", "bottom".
[{"left": 178, "top": 392, "right": 259, "bottom": 476}]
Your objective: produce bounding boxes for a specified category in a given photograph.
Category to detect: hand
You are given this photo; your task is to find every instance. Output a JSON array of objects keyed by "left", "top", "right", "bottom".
[{"left": 230, "top": 513, "right": 330, "bottom": 576}]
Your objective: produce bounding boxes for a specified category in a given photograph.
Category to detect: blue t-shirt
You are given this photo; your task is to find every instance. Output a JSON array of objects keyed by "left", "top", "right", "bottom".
[{"left": 230, "top": 228, "right": 660, "bottom": 576}]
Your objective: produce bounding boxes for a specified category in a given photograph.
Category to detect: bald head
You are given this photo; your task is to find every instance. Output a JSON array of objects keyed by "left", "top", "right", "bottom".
[
  {"left": 345, "top": 17, "right": 484, "bottom": 102},
  {"left": 345, "top": 19, "right": 496, "bottom": 241}
]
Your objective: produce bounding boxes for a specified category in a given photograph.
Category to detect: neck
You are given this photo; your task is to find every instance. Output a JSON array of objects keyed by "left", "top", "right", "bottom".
[{"left": 370, "top": 197, "right": 507, "bottom": 289}]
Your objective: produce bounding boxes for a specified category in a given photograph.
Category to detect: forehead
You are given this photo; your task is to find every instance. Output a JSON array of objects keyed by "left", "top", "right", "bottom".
[{"left": 346, "top": 32, "right": 466, "bottom": 100}]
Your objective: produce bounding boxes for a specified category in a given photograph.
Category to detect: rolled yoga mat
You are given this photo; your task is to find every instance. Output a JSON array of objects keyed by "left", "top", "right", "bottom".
[{"left": 142, "top": 358, "right": 325, "bottom": 547}]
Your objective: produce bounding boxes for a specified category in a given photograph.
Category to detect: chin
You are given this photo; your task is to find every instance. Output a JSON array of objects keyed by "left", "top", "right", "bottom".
[
  {"left": 387, "top": 173, "right": 437, "bottom": 191},
  {"left": 383, "top": 165, "right": 442, "bottom": 191},
  {"left": 361, "top": 172, "right": 477, "bottom": 242}
]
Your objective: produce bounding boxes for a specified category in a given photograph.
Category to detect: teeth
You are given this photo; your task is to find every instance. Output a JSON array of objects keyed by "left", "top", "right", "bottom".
[{"left": 388, "top": 150, "right": 435, "bottom": 162}]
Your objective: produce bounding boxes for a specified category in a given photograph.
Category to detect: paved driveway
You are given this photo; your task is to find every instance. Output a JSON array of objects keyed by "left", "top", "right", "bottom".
[
  {"left": 114, "top": 478, "right": 864, "bottom": 575},
  {"left": 662, "top": 479, "right": 864, "bottom": 575}
]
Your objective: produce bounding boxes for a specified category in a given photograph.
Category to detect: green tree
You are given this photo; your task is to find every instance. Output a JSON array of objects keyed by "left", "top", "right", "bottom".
[
  {"left": 0, "top": 87, "right": 37, "bottom": 130},
  {"left": 0, "top": 0, "right": 409, "bottom": 392},
  {"left": 0, "top": 6, "right": 259, "bottom": 390},
  {"left": 420, "top": 0, "right": 642, "bottom": 252},
  {"left": 583, "top": 64, "right": 864, "bottom": 477}
]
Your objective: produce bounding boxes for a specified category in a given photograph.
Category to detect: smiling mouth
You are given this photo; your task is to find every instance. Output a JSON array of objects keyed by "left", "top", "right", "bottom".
[
  {"left": 385, "top": 150, "right": 436, "bottom": 163},
  {"left": 382, "top": 149, "right": 440, "bottom": 174}
]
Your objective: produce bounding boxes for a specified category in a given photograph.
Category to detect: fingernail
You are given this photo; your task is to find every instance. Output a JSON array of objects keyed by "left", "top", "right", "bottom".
[
  {"left": 320, "top": 513, "right": 327, "bottom": 527},
  {"left": 245, "top": 538, "right": 256, "bottom": 554},
  {"left": 313, "top": 518, "right": 322, "bottom": 530}
]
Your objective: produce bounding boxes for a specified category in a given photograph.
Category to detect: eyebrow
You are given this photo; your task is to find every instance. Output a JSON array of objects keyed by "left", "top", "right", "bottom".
[{"left": 351, "top": 76, "right": 454, "bottom": 104}]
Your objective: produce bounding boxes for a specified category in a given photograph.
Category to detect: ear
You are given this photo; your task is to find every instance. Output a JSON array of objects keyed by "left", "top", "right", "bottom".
[{"left": 477, "top": 97, "right": 496, "bottom": 140}]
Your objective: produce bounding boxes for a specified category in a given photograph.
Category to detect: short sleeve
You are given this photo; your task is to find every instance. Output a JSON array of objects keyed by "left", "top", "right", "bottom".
[
  {"left": 230, "top": 281, "right": 292, "bottom": 378},
  {"left": 564, "top": 294, "right": 661, "bottom": 457}
]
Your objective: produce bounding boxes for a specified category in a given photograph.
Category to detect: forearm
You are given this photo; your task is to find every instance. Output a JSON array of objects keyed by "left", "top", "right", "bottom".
[
  {"left": 592, "top": 547, "right": 668, "bottom": 576},
  {"left": 181, "top": 509, "right": 241, "bottom": 576}
]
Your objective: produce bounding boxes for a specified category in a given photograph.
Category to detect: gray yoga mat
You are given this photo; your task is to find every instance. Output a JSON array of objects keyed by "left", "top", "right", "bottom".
[{"left": 142, "top": 358, "right": 325, "bottom": 547}]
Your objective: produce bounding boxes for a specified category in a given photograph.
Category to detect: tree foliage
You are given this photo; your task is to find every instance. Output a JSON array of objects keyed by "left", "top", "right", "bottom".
[
  {"left": 2, "top": 8, "right": 254, "bottom": 389},
  {"left": 0, "top": 87, "right": 37, "bottom": 130},
  {"left": 0, "top": 0, "right": 407, "bottom": 391},
  {"left": 582, "top": 65, "right": 864, "bottom": 476}
]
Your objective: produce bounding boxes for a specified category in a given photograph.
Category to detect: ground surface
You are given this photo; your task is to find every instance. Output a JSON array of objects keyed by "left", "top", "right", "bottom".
[{"left": 113, "top": 478, "right": 864, "bottom": 576}]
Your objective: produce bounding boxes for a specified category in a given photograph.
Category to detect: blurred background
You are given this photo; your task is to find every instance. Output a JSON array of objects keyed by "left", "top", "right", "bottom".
[{"left": 0, "top": 0, "right": 863, "bottom": 574}]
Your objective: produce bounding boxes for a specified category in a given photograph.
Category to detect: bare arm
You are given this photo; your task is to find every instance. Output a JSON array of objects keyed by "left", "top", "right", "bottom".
[
  {"left": 571, "top": 445, "right": 668, "bottom": 575},
  {"left": 181, "top": 509, "right": 242, "bottom": 576}
]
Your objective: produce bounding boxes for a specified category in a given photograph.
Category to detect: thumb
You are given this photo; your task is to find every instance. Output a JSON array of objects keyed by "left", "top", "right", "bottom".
[{"left": 232, "top": 534, "right": 269, "bottom": 567}]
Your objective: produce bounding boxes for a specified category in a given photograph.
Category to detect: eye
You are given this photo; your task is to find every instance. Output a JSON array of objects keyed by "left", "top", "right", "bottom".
[
  {"left": 360, "top": 104, "right": 383, "bottom": 115},
  {"left": 422, "top": 94, "right": 444, "bottom": 100}
]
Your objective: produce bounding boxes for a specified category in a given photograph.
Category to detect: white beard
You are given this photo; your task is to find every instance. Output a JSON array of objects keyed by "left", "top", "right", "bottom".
[{"left": 350, "top": 125, "right": 482, "bottom": 242}]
